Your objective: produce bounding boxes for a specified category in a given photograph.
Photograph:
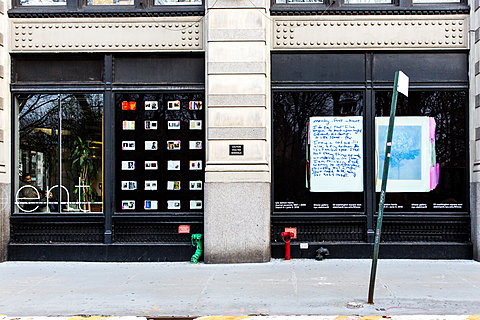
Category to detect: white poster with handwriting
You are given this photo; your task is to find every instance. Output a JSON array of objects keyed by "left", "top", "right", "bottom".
[{"left": 309, "top": 116, "right": 363, "bottom": 192}]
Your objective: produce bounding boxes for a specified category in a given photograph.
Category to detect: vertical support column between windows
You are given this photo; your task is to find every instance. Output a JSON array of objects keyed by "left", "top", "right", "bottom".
[{"left": 104, "top": 54, "right": 114, "bottom": 244}]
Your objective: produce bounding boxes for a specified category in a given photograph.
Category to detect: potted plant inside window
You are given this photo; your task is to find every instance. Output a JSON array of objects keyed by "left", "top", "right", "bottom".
[{"left": 71, "top": 137, "right": 98, "bottom": 212}]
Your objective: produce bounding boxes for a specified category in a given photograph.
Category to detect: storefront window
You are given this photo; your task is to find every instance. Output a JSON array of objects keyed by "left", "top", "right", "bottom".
[
  {"left": 273, "top": 91, "right": 364, "bottom": 213},
  {"left": 15, "top": 94, "right": 104, "bottom": 214},
  {"left": 115, "top": 92, "right": 204, "bottom": 213},
  {"left": 375, "top": 90, "right": 467, "bottom": 212}
]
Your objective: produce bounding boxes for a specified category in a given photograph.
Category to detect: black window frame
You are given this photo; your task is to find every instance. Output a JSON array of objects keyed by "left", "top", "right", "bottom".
[
  {"left": 9, "top": 0, "right": 204, "bottom": 18},
  {"left": 270, "top": 0, "right": 469, "bottom": 15}
]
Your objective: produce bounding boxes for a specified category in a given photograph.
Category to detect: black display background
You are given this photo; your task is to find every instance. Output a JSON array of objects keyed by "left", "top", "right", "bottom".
[
  {"left": 115, "top": 92, "right": 205, "bottom": 213},
  {"left": 273, "top": 91, "right": 364, "bottom": 213}
]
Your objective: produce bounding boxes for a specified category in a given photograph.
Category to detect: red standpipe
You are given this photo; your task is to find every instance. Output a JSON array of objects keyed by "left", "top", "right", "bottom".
[{"left": 280, "top": 232, "right": 294, "bottom": 260}]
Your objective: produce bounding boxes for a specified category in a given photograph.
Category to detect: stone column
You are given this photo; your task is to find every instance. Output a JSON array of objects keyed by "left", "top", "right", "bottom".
[
  {"left": 471, "top": 2, "right": 480, "bottom": 261},
  {"left": 204, "top": 0, "right": 270, "bottom": 263},
  {"left": 0, "top": 0, "right": 10, "bottom": 262}
]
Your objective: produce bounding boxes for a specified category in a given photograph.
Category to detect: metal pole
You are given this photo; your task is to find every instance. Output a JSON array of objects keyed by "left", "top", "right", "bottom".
[
  {"left": 58, "top": 94, "right": 62, "bottom": 213},
  {"left": 367, "top": 71, "right": 399, "bottom": 304}
]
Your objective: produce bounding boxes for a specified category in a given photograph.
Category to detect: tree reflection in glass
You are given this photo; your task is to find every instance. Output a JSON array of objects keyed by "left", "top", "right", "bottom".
[{"left": 15, "top": 94, "right": 103, "bottom": 214}]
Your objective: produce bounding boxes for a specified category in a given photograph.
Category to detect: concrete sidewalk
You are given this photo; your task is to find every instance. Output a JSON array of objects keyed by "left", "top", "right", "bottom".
[{"left": 0, "top": 260, "right": 479, "bottom": 317}]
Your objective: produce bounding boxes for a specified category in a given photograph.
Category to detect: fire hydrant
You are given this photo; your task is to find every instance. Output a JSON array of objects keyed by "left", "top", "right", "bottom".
[
  {"left": 190, "top": 233, "right": 203, "bottom": 263},
  {"left": 280, "top": 231, "right": 294, "bottom": 260}
]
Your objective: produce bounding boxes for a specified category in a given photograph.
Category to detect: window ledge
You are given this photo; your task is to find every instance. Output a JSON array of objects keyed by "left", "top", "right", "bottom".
[
  {"left": 270, "top": 3, "right": 469, "bottom": 15},
  {"left": 8, "top": 5, "right": 204, "bottom": 17}
]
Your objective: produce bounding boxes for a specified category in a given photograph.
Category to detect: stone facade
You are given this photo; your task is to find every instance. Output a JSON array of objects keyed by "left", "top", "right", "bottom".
[
  {"left": 0, "top": 0, "right": 8, "bottom": 262},
  {"left": 0, "top": 0, "right": 478, "bottom": 262}
]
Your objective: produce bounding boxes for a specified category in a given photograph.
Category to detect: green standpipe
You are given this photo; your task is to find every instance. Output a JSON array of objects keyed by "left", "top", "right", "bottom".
[{"left": 190, "top": 233, "right": 203, "bottom": 263}]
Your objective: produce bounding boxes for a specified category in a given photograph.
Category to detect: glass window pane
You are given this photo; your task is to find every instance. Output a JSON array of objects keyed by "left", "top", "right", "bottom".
[
  {"left": 278, "top": 0, "right": 323, "bottom": 3},
  {"left": 375, "top": 91, "right": 467, "bottom": 213},
  {"left": 20, "top": 0, "right": 66, "bottom": 5},
  {"left": 413, "top": 0, "right": 459, "bottom": 3},
  {"left": 87, "top": 0, "right": 133, "bottom": 5},
  {"left": 15, "top": 94, "right": 59, "bottom": 213},
  {"left": 344, "top": 0, "right": 391, "bottom": 4},
  {"left": 60, "top": 94, "right": 104, "bottom": 213},
  {"left": 273, "top": 91, "right": 364, "bottom": 213},
  {"left": 14, "top": 93, "right": 104, "bottom": 214},
  {"left": 154, "top": 0, "right": 201, "bottom": 5}
]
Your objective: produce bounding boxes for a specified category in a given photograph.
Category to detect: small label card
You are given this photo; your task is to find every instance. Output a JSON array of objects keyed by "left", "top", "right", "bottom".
[
  {"left": 168, "top": 160, "right": 180, "bottom": 171},
  {"left": 167, "top": 100, "right": 181, "bottom": 110},
  {"left": 190, "top": 200, "right": 203, "bottom": 209},
  {"left": 229, "top": 144, "right": 244, "bottom": 156},
  {"left": 189, "top": 180, "right": 203, "bottom": 190},
  {"left": 189, "top": 101, "right": 202, "bottom": 110},
  {"left": 167, "top": 140, "right": 181, "bottom": 151},
  {"left": 145, "top": 141, "right": 158, "bottom": 151},
  {"left": 167, "top": 200, "right": 181, "bottom": 210},
  {"left": 168, "top": 121, "right": 181, "bottom": 130},
  {"left": 144, "top": 200, "right": 158, "bottom": 210},
  {"left": 145, "top": 120, "right": 158, "bottom": 130},
  {"left": 145, "top": 101, "right": 158, "bottom": 111},
  {"left": 145, "top": 180, "right": 158, "bottom": 191},
  {"left": 121, "top": 200, "right": 135, "bottom": 210},
  {"left": 189, "top": 160, "right": 202, "bottom": 170},
  {"left": 145, "top": 160, "right": 158, "bottom": 170},
  {"left": 189, "top": 120, "right": 202, "bottom": 130},
  {"left": 167, "top": 181, "right": 181, "bottom": 190},
  {"left": 122, "top": 161, "right": 135, "bottom": 170},
  {"left": 121, "top": 181, "right": 137, "bottom": 190},
  {"left": 122, "top": 121, "right": 135, "bottom": 130},
  {"left": 122, "top": 101, "right": 136, "bottom": 111},
  {"left": 122, "top": 141, "right": 135, "bottom": 151},
  {"left": 189, "top": 141, "right": 202, "bottom": 150}
]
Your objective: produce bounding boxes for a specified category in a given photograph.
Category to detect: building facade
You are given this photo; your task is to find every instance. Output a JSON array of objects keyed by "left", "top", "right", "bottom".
[{"left": 0, "top": 0, "right": 477, "bottom": 262}]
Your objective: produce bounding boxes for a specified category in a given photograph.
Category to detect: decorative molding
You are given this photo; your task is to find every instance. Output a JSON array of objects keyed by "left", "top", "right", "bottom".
[
  {"left": 208, "top": 127, "right": 266, "bottom": 140},
  {"left": 208, "top": 94, "right": 266, "bottom": 107},
  {"left": 11, "top": 18, "right": 203, "bottom": 52},
  {"left": 270, "top": 6, "right": 470, "bottom": 16},
  {"left": 273, "top": 15, "right": 468, "bottom": 50},
  {"left": 208, "top": 62, "right": 266, "bottom": 74},
  {"left": 8, "top": 8, "right": 205, "bottom": 18}
]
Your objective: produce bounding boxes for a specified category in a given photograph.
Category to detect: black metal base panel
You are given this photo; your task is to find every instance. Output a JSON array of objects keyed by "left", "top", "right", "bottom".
[
  {"left": 8, "top": 242, "right": 472, "bottom": 261},
  {"left": 8, "top": 243, "right": 199, "bottom": 262}
]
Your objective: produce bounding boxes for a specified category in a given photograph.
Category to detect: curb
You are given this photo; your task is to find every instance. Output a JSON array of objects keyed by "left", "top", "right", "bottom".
[{"left": 1, "top": 316, "right": 480, "bottom": 320}]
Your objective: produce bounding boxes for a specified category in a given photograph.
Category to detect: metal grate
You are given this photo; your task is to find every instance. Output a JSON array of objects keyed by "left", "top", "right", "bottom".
[
  {"left": 113, "top": 222, "right": 203, "bottom": 243},
  {"left": 272, "top": 221, "right": 366, "bottom": 243},
  {"left": 10, "top": 222, "right": 104, "bottom": 243}
]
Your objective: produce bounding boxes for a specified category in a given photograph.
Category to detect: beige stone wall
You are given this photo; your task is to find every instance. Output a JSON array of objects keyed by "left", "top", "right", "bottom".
[
  {"left": 471, "top": 0, "right": 480, "bottom": 260},
  {"left": 11, "top": 17, "right": 204, "bottom": 52},
  {"left": 204, "top": 0, "right": 271, "bottom": 263},
  {"left": 0, "top": 0, "right": 9, "bottom": 262},
  {"left": 273, "top": 15, "right": 468, "bottom": 50}
]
